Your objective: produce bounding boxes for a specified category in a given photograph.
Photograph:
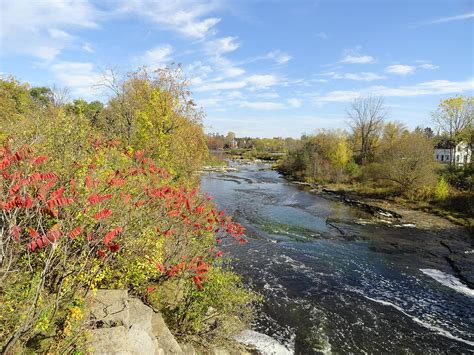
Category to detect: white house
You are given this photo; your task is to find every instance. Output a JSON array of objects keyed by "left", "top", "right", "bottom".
[{"left": 434, "top": 141, "right": 472, "bottom": 166}]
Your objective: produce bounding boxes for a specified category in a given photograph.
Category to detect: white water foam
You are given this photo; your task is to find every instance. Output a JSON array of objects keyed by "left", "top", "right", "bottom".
[
  {"left": 393, "top": 223, "right": 416, "bottom": 228},
  {"left": 235, "top": 329, "right": 293, "bottom": 355},
  {"left": 420, "top": 268, "right": 474, "bottom": 297},
  {"left": 364, "top": 296, "right": 474, "bottom": 347}
]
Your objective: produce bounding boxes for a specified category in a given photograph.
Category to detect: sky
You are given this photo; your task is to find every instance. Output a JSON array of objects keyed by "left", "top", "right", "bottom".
[{"left": 1, "top": 0, "right": 473, "bottom": 138}]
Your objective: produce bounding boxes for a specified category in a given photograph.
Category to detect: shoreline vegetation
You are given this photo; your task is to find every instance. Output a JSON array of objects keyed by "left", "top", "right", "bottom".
[
  {"left": 207, "top": 95, "right": 473, "bottom": 231},
  {"left": 0, "top": 70, "right": 258, "bottom": 353}
]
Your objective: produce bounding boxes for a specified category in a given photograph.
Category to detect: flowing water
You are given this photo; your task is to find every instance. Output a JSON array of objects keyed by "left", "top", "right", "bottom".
[{"left": 200, "top": 162, "right": 474, "bottom": 354}]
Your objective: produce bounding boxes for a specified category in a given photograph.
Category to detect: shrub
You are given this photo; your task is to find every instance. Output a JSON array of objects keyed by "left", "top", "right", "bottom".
[
  {"left": 0, "top": 140, "right": 251, "bottom": 353},
  {"left": 434, "top": 177, "right": 450, "bottom": 200}
]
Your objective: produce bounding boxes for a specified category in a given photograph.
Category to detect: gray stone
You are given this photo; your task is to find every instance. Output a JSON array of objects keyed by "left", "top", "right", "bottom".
[
  {"left": 151, "top": 312, "right": 184, "bottom": 354},
  {"left": 90, "top": 326, "right": 130, "bottom": 354},
  {"left": 127, "top": 324, "right": 160, "bottom": 354},
  {"left": 88, "top": 290, "right": 187, "bottom": 355},
  {"left": 212, "top": 349, "right": 231, "bottom": 355},
  {"left": 128, "top": 297, "right": 154, "bottom": 333},
  {"left": 180, "top": 343, "right": 196, "bottom": 355},
  {"left": 89, "top": 289, "right": 129, "bottom": 328}
]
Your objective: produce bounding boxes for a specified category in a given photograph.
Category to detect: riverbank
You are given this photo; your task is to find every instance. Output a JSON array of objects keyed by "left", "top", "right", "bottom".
[{"left": 284, "top": 178, "right": 474, "bottom": 290}]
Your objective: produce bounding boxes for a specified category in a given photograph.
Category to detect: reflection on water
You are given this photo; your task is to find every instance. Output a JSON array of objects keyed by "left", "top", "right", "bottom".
[{"left": 201, "top": 163, "right": 474, "bottom": 354}]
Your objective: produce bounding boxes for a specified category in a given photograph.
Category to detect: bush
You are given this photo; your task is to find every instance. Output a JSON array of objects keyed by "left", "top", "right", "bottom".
[
  {"left": 434, "top": 177, "right": 450, "bottom": 200},
  {"left": 0, "top": 140, "right": 253, "bottom": 352},
  {"left": 0, "top": 71, "right": 256, "bottom": 352}
]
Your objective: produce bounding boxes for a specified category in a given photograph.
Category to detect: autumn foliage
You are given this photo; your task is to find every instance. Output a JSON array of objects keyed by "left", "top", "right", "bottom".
[{"left": 0, "top": 71, "right": 253, "bottom": 352}]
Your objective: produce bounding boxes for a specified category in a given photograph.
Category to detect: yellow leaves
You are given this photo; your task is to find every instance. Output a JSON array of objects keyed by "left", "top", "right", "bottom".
[
  {"left": 439, "top": 96, "right": 466, "bottom": 110},
  {"left": 331, "top": 139, "right": 351, "bottom": 169},
  {"left": 67, "top": 306, "right": 83, "bottom": 322}
]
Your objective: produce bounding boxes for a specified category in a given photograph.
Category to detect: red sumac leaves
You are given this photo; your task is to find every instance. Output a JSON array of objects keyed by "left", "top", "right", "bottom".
[{"left": 93, "top": 208, "right": 112, "bottom": 220}]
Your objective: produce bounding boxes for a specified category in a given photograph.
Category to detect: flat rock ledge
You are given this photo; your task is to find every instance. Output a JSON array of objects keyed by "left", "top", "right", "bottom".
[{"left": 86, "top": 289, "right": 252, "bottom": 355}]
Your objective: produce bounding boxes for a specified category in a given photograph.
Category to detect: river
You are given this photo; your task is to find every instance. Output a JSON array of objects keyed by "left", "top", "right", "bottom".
[{"left": 200, "top": 162, "right": 474, "bottom": 354}]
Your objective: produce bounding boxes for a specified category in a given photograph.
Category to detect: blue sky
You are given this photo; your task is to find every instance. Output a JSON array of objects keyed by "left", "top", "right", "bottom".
[{"left": 1, "top": 0, "right": 473, "bottom": 137}]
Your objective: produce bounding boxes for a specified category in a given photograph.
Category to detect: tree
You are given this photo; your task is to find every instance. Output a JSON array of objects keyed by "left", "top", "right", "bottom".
[
  {"left": 379, "top": 121, "right": 408, "bottom": 153},
  {"left": 374, "top": 132, "right": 437, "bottom": 194},
  {"left": 347, "top": 96, "right": 387, "bottom": 164},
  {"left": 29, "top": 87, "right": 53, "bottom": 107},
  {"left": 0, "top": 77, "right": 31, "bottom": 124},
  {"left": 432, "top": 96, "right": 474, "bottom": 142},
  {"left": 224, "top": 131, "right": 236, "bottom": 148},
  {"left": 98, "top": 67, "right": 208, "bottom": 180},
  {"left": 66, "top": 99, "right": 104, "bottom": 125},
  {"left": 279, "top": 130, "right": 351, "bottom": 183}
]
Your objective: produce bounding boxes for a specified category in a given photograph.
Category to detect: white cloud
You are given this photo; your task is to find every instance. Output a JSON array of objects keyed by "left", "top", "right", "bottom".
[
  {"left": 118, "top": 0, "right": 221, "bottom": 39},
  {"left": 419, "top": 63, "right": 439, "bottom": 70},
  {"left": 288, "top": 98, "right": 303, "bottom": 107},
  {"left": 135, "top": 44, "right": 174, "bottom": 68},
  {"left": 197, "top": 97, "right": 221, "bottom": 108},
  {"left": 205, "top": 36, "right": 240, "bottom": 55},
  {"left": 322, "top": 71, "right": 385, "bottom": 81},
  {"left": 312, "top": 78, "right": 474, "bottom": 103},
  {"left": 193, "top": 73, "right": 281, "bottom": 93},
  {"left": 221, "top": 67, "right": 246, "bottom": 77},
  {"left": 49, "top": 61, "right": 105, "bottom": 98},
  {"left": 329, "top": 47, "right": 376, "bottom": 65},
  {"left": 423, "top": 12, "right": 474, "bottom": 25},
  {"left": 228, "top": 90, "right": 244, "bottom": 99},
  {"left": 341, "top": 54, "right": 376, "bottom": 64},
  {"left": 317, "top": 32, "right": 328, "bottom": 40},
  {"left": 48, "top": 28, "right": 74, "bottom": 41},
  {"left": 242, "top": 50, "right": 292, "bottom": 66},
  {"left": 257, "top": 92, "right": 280, "bottom": 99},
  {"left": 208, "top": 56, "right": 246, "bottom": 79},
  {"left": 239, "top": 98, "right": 302, "bottom": 110},
  {"left": 194, "top": 80, "right": 247, "bottom": 92},
  {"left": 188, "top": 61, "right": 213, "bottom": 76},
  {"left": 246, "top": 74, "right": 279, "bottom": 89},
  {"left": 240, "top": 101, "right": 286, "bottom": 110},
  {"left": 386, "top": 64, "right": 416, "bottom": 75},
  {"left": 82, "top": 42, "right": 95, "bottom": 53},
  {"left": 0, "top": 0, "right": 99, "bottom": 60},
  {"left": 266, "top": 50, "right": 292, "bottom": 64},
  {"left": 181, "top": 17, "right": 221, "bottom": 38},
  {"left": 343, "top": 72, "right": 385, "bottom": 81}
]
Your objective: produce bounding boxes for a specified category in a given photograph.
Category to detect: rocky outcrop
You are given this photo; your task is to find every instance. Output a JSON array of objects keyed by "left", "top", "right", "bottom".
[
  {"left": 86, "top": 290, "right": 254, "bottom": 355},
  {"left": 87, "top": 289, "right": 185, "bottom": 355}
]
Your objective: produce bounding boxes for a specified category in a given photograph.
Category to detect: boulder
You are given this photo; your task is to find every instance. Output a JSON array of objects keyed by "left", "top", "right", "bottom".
[
  {"left": 180, "top": 343, "right": 196, "bottom": 355},
  {"left": 90, "top": 326, "right": 130, "bottom": 354},
  {"left": 127, "top": 324, "right": 160, "bottom": 354},
  {"left": 88, "top": 290, "right": 184, "bottom": 354},
  {"left": 89, "top": 289, "right": 129, "bottom": 328},
  {"left": 151, "top": 312, "right": 184, "bottom": 354}
]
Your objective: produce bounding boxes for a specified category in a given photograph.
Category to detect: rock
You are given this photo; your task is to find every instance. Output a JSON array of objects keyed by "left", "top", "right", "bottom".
[
  {"left": 127, "top": 324, "right": 160, "bottom": 354},
  {"left": 89, "top": 289, "right": 129, "bottom": 328},
  {"left": 180, "top": 343, "right": 196, "bottom": 355},
  {"left": 151, "top": 312, "right": 184, "bottom": 354},
  {"left": 90, "top": 326, "right": 130, "bottom": 354},
  {"left": 447, "top": 253, "right": 474, "bottom": 288},
  {"left": 128, "top": 297, "right": 153, "bottom": 333},
  {"left": 88, "top": 290, "right": 184, "bottom": 355}
]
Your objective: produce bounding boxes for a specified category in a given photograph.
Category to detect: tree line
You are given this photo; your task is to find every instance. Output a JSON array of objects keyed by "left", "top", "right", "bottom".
[{"left": 279, "top": 95, "right": 473, "bottom": 216}]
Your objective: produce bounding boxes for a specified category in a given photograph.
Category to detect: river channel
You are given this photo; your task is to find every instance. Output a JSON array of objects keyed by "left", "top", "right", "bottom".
[{"left": 200, "top": 162, "right": 473, "bottom": 354}]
